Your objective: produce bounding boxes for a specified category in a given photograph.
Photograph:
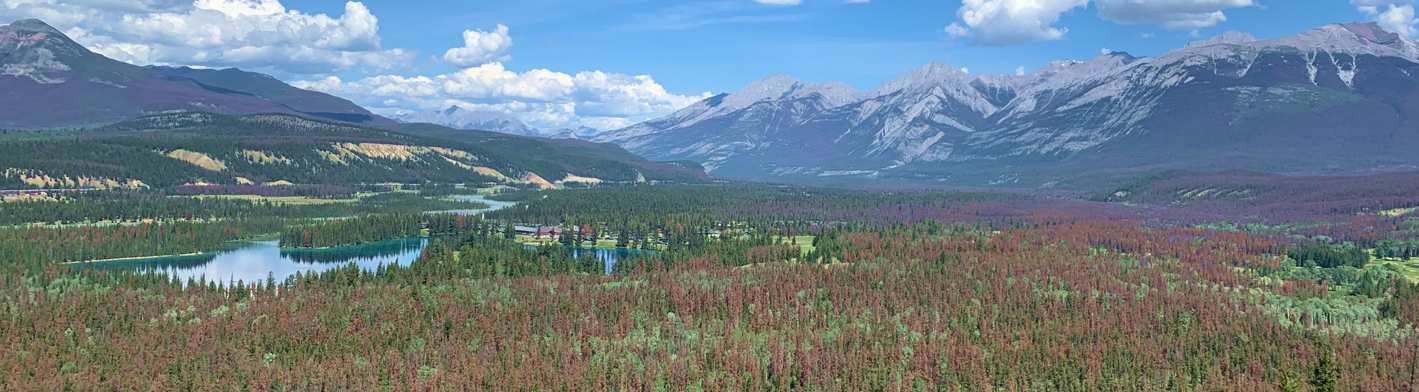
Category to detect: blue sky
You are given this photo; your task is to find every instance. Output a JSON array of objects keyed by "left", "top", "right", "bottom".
[
  {"left": 0, "top": 0, "right": 1406, "bottom": 129},
  {"left": 315, "top": 0, "right": 1364, "bottom": 92}
]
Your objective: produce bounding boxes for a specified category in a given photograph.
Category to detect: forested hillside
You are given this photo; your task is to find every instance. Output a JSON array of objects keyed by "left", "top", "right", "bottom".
[{"left": 0, "top": 113, "right": 708, "bottom": 190}]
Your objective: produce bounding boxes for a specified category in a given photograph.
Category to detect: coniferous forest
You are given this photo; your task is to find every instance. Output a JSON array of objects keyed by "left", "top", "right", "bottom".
[
  {"left": 13, "top": 7, "right": 1419, "bottom": 390},
  {"left": 4, "top": 175, "right": 1419, "bottom": 390}
]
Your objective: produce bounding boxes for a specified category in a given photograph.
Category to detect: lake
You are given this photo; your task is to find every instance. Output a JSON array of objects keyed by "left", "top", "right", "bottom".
[
  {"left": 526, "top": 245, "right": 656, "bottom": 274},
  {"left": 431, "top": 194, "right": 518, "bottom": 215},
  {"left": 70, "top": 194, "right": 520, "bottom": 285},
  {"left": 71, "top": 194, "right": 662, "bottom": 283},
  {"left": 74, "top": 238, "right": 428, "bottom": 285},
  {"left": 77, "top": 239, "right": 654, "bottom": 285}
]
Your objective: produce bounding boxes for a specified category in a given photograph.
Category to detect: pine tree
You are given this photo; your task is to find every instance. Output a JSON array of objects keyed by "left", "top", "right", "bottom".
[{"left": 1310, "top": 350, "right": 1338, "bottom": 392}]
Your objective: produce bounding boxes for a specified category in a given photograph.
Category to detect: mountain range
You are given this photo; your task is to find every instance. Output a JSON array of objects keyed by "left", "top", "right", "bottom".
[
  {"left": 392, "top": 105, "right": 602, "bottom": 139},
  {"left": 595, "top": 22, "right": 1419, "bottom": 188},
  {"left": 10, "top": 16, "right": 1419, "bottom": 189},
  {"left": 392, "top": 106, "right": 538, "bottom": 136},
  {"left": 0, "top": 19, "right": 393, "bottom": 129},
  {"left": 0, "top": 18, "right": 706, "bottom": 189}
]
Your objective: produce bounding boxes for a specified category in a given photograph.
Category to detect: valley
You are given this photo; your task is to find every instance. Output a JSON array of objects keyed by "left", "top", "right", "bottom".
[
  {"left": 3, "top": 12, "right": 1419, "bottom": 392},
  {"left": 6, "top": 177, "right": 1419, "bottom": 389}
]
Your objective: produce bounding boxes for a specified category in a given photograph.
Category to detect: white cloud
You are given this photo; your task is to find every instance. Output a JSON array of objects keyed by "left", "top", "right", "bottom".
[
  {"left": 0, "top": 0, "right": 412, "bottom": 74},
  {"left": 1353, "top": 0, "right": 1417, "bottom": 6},
  {"left": 1376, "top": 5, "right": 1418, "bottom": 36},
  {"left": 443, "top": 24, "right": 513, "bottom": 68},
  {"left": 293, "top": 62, "right": 713, "bottom": 130},
  {"left": 1015, "top": 66, "right": 1025, "bottom": 75},
  {"left": 752, "top": 0, "right": 803, "bottom": 4},
  {"left": 946, "top": 0, "right": 1090, "bottom": 46},
  {"left": 944, "top": 23, "right": 971, "bottom": 38},
  {"left": 1357, "top": 2, "right": 1419, "bottom": 37},
  {"left": 1100, "top": 46, "right": 1111, "bottom": 54},
  {"left": 1, "top": 0, "right": 710, "bottom": 129},
  {"left": 944, "top": 0, "right": 1256, "bottom": 45},
  {"left": 1094, "top": 0, "right": 1253, "bottom": 30}
]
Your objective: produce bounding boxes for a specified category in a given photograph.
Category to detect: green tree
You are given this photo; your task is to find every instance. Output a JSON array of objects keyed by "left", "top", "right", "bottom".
[{"left": 1310, "top": 350, "right": 1338, "bottom": 392}]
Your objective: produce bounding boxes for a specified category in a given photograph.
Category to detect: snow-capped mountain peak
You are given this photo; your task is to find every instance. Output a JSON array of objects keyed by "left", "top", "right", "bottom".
[
  {"left": 870, "top": 61, "right": 971, "bottom": 97},
  {"left": 597, "top": 22, "right": 1419, "bottom": 186},
  {"left": 718, "top": 74, "right": 864, "bottom": 114},
  {"left": 1183, "top": 31, "right": 1258, "bottom": 50},
  {"left": 392, "top": 105, "right": 537, "bottom": 136},
  {"left": 543, "top": 125, "right": 602, "bottom": 140},
  {"left": 1251, "top": 22, "right": 1418, "bottom": 60}
]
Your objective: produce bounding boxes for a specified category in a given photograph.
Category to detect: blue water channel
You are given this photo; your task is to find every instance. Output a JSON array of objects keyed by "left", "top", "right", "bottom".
[{"left": 71, "top": 195, "right": 652, "bottom": 284}]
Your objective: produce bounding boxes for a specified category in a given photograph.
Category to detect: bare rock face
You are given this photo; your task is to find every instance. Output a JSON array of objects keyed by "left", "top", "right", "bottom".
[
  {"left": 599, "top": 23, "right": 1419, "bottom": 187},
  {"left": 392, "top": 106, "right": 538, "bottom": 136},
  {"left": 0, "top": 19, "right": 76, "bottom": 84}
]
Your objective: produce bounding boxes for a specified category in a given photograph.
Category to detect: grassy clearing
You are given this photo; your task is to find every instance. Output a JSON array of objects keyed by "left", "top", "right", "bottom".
[
  {"left": 1369, "top": 257, "right": 1419, "bottom": 283},
  {"left": 1379, "top": 207, "right": 1418, "bottom": 217},
  {"left": 2, "top": 194, "right": 59, "bottom": 203},
  {"left": 790, "top": 235, "right": 816, "bottom": 256}
]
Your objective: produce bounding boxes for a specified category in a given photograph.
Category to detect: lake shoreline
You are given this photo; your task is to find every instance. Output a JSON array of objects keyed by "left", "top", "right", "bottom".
[
  {"left": 62, "top": 251, "right": 216, "bottom": 265},
  {"left": 521, "top": 242, "right": 661, "bottom": 251},
  {"left": 60, "top": 234, "right": 285, "bottom": 265}
]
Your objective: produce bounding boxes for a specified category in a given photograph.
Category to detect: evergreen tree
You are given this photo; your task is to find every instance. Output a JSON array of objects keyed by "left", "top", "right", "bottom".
[{"left": 1311, "top": 350, "right": 1338, "bottom": 392}]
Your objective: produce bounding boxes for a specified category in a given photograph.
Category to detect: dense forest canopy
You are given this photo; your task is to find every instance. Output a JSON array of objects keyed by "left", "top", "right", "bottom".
[
  {"left": 2, "top": 172, "right": 1419, "bottom": 390},
  {"left": 0, "top": 112, "right": 709, "bottom": 191}
]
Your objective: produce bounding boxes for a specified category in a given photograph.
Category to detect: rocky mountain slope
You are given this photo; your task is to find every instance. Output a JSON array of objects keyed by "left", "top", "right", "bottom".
[
  {"left": 597, "top": 22, "right": 1419, "bottom": 187},
  {"left": 392, "top": 106, "right": 607, "bottom": 139},
  {"left": 0, "top": 19, "right": 393, "bottom": 129},
  {"left": 392, "top": 106, "right": 538, "bottom": 136}
]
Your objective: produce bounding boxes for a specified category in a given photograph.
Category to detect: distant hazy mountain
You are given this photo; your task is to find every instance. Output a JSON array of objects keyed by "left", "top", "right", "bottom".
[
  {"left": 0, "top": 19, "right": 394, "bottom": 129},
  {"left": 544, "top": 126, "right": 603, "bottom": 140},
  {"left": 598, "top": 22, "right": 1419, "bottom": 187},
  {"left": 392, "top": 106, "right": 537, "bottom": 136}
]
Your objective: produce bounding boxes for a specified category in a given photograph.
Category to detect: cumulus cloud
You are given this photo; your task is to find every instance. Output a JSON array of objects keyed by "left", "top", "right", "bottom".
[
  {"left": 443, "top": 24, "right": 513, "bottom": 68},
  {"left": 1376, "top": 5, "right": 1418, "bottom": 36},
  {"left": 293, "top": 62, "right": 713, "bottom": 130},
  {"left": 945, "top": 0, "right": 1256, "bottom": 45},
  {"left": 1355, "top": 1, "right": 1419, "bottom": 37},
  {"left": 945, "top": 0, "right": 1090, "bottom": 46},
  {"left": 1094, "top": 0, "right": 1252, "bottom": 30},
  {"left": 0, "top": 0, "right": 412, "bottom": 74}
]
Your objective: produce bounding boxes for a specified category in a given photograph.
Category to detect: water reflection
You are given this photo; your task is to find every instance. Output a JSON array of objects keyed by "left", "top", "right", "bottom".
[
  {"left": 76, "top": 237, "right": 655, "bottom": 285},
  {"left": 281, "top": 239, "right": 426, "bottom": 264},
  {"left": 72, "top": 194, "right": 520, "bottom": 285},
  {"left": 429, "top": 194, "right": 518, "bottom": 215},
  {"left": 526, "top": 244, "right": 655, "bottom": 274},
  {"left": 75, "top": 238, "right": 427, "bottom": 285}
]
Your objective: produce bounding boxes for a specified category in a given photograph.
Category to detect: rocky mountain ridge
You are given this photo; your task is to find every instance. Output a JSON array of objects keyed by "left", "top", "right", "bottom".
[{"left": 595, "top": 22, "right": 1419, "bottom": 187}]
